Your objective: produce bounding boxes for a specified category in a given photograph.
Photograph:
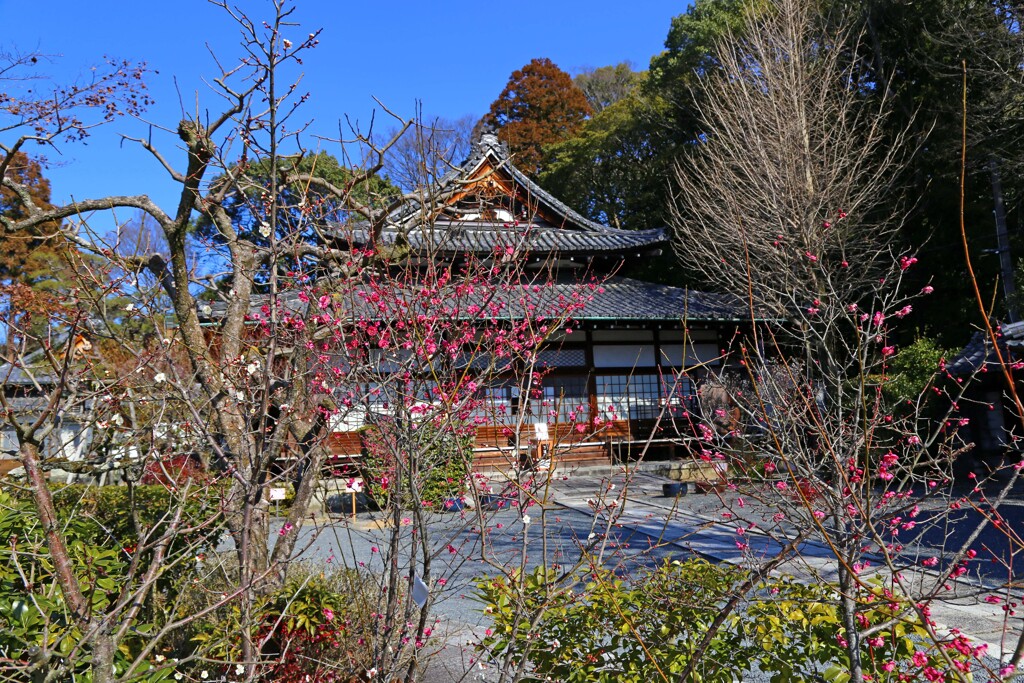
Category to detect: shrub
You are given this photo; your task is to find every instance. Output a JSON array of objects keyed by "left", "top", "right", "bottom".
[
  {"left": 0, "top": 490, "right": 176, "bottom": 681},
  {"left": 189, "top": 564, "right": 378, "bottom": 682},
  {"left": 359, "top": 417, "right": 473, "bottom": 509},
  {"left": 46, "top": 482, "right": 228, "bottom": 552},
  {"left": 747, "top": 577, "right": 982, "bottom": 682},
  {"left": 883, "top": 337, "right": 947, "bottom": 407},
  {"left": 477, "top": 559, "right": 748, "bottom": 683},
  {"left": 9, "top": 482, "right": 227, "bottom": 640},
  {"left": 477, "top": 561, "right": 983, "bottom": 683}
]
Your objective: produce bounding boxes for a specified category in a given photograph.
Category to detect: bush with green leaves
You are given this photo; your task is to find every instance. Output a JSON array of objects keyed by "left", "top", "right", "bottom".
[
  {"left": 48, "top": 483, "right": 228, "bottom": 550},
  {"left": 746, "top": 576, "right": 982, "bottom": 683},
  {"left": 882, "top": 337, "right": 947, "bottom": 406},
  {"left": 0, "top": 483, "right": 228, "bottom": 680},
  {"left": 8, "top": 482, "right": 228, "bottom": 554},
  {"left": 0, "top": 490, "right": 176, "bottom": 682},
  {"left": 189, "top": 564, "right": 378, "bottom": 681},
  {"left": 359, "top": 417, "right": 473, "bottom": 509},
  {"left": 477, "top": 561, "right": 983, "bottom": 683},
  {"left": 477, "top": 559, "right": 749, "bottom": 683}
]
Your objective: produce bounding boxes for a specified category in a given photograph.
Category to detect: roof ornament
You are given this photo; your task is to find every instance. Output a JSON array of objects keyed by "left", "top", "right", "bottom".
[{"left": 467, "top": 119, "right": 509, "bottom": 160}]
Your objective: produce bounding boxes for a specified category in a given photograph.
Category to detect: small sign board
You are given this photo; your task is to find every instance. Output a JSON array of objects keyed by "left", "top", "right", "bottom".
[
  {"left": 341, "top": 478, "right": 364, "bottom": 494},
  {"left": 412, "top": 574, "right": 429, "bottom": 608},
  {"left": 533, "top": 422, "right": 549, "bottom": 441},
  {"left": 268, "top": 487, "right": 287, "bottom": 501}
]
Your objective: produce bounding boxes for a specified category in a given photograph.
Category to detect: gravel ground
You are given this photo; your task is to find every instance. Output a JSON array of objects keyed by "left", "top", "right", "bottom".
[{"left": 254, "top": 468, "right": 1024, "bottom": 681}]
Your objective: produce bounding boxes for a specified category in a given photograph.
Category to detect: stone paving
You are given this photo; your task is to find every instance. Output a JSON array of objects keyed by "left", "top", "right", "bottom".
[
  {"left": 550, "top": 471, "right": 1024, "bottom": 658},
  {"left": 284, "top": 466, "right": 1024, "bottom": 680}
]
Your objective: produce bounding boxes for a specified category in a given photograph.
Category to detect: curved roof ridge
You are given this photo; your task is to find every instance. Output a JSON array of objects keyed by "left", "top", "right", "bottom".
[
  {"left": 467, "top": 133, "right": 660, "bottom": 237},
  {"left": 327, "top": 133, "right": 667, "bottom": 256}
]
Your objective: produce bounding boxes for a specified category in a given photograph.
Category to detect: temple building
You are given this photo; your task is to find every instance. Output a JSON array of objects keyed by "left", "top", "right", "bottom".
[{"left": 325, "top": 134, "right": 756, "bottom": 472}]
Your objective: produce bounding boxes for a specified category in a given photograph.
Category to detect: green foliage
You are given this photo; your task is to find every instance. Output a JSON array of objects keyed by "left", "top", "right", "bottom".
[
  {"left": 647, "top": 0, "right": 761, "bottom": 144},
  {"left": 477, "top": 559, "right": 749, "bottom": 683},
  {"left": 197, "top": 152, "right": 398, "bottom": 237},
  {"left": 649, "top": 0, "right": 755, "bottom": 87},
  {"left": 746, "top": 577, "right": 979, "bottom": 682},
  {"left": 478, "top": 563, "right": 980, "bottom": 683},
  {"left": 541, "top": 80, "right": 671, "bottom": 234},
  {"left": 189, "top": 564, "right": 377, "bottom": 681},
  {"left": 882, "top": 337, "right": 946, "bottom": 406},
  {"left": 43, "top": 482, "right": 227, "bottom": 552},
  {"left": 193, "top": 152, "right": 400, "bottom": 283},
  {"left": 4, "top": 481, "right": 227, "bottom": 674},
  {"left": 0, "top": 489, "right": 176, "bottom": 682},
  {"left": 359, "top": 418, "right": 472, "bottom": 509},
  {"left": 541, "top": 70, "right": 696, "bottom": 286},
  {"left": 836, "top": 0, "right": 1024, "bottom": 344}
]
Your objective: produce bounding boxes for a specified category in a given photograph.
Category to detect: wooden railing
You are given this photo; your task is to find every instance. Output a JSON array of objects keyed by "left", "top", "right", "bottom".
[{"left": 325, "top": 419, "right": 646, "bottom": 476}]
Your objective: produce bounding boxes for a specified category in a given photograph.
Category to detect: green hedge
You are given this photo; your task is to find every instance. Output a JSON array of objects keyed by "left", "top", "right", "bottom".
[
  {"left": 0, "top": 490, "right": 180, "bottom": 681},
  {"left": 359, "top": 419, "right": 473, "bottom": 509},
  {"left": 11, "top": 482, "right": 228, "bottom": 551},
  {"left": 477, "top": 561, "right": 980, "bottom": 683}
]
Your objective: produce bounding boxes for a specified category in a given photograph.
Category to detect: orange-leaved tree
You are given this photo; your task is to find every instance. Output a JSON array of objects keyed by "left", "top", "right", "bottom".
[
  {"left": 0, "top": 152, "right": 76, "bottom": 356},
  {"left": 483, "top": 57, "right": 591, "bottom": 176}
]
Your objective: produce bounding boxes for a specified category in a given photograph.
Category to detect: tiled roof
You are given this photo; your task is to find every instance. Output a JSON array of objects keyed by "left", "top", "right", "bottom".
[
  {"left": 0, "top": 337, "right": 62, "bottom": 387},
  {"left": 329, "top": 134, "right": 667, "bottom": 257},
  {"left": 573, "top": 278, "right": 748, "bottom": 322},
  {"left": 0, "top": 324, "right": 103, "bottom": 389},
  {"left": 204, "top": 276, "right": 752, "bottom": 324},
  {"left": 0, "top": 365, "right": 53, "bottom": 386},
  {"left": 947, "top": 321, "right": 1024, "bottom": 375},
  {"left": 1, "top": 395, "right": 91, "bottom": 419},
  {"left": 344, "top": 221, "right": 666, "bottom": 257}
]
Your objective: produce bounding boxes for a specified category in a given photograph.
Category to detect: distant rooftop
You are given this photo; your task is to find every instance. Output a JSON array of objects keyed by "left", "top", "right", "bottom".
[
  {"left": 947, "top": 321, "right": 1024, "bottom": 375},
  {"left": 329, "top": 133, "right": 666, "bottom": 259}
]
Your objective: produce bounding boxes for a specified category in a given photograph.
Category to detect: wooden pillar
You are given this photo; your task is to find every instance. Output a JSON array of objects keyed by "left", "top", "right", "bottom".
[{"left": 584, "top": 325, "right": 598, "bottom": 428}]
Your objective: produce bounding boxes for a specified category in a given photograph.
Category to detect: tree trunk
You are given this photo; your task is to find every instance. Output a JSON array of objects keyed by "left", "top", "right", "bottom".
[
  {"left": 839, "top": 564, "right": 864, "bottom": 683},
  {"left": 90, "top": 630, "right": 116, "bottom": 683}
]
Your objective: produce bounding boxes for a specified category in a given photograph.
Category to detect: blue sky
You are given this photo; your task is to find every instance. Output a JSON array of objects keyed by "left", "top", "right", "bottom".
[{"left": 1, "top": 0, "right": 686, "bottom": 216}]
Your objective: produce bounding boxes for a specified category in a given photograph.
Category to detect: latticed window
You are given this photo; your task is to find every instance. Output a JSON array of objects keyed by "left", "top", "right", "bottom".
[
  {"left": 469, "top": 375, "right": 589, "bottom": 425},
  {"left": 596, "top": 374, "right": 662, "bottom": 421},
  {"left": 536, "top": 348, "right": 586, "bottom": 368},
  {"left": 529, "top": 375, "right": 589, "bottom": 424},
  {"left": 660, "top": 372, "right": 697, "bottom": 417}
]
